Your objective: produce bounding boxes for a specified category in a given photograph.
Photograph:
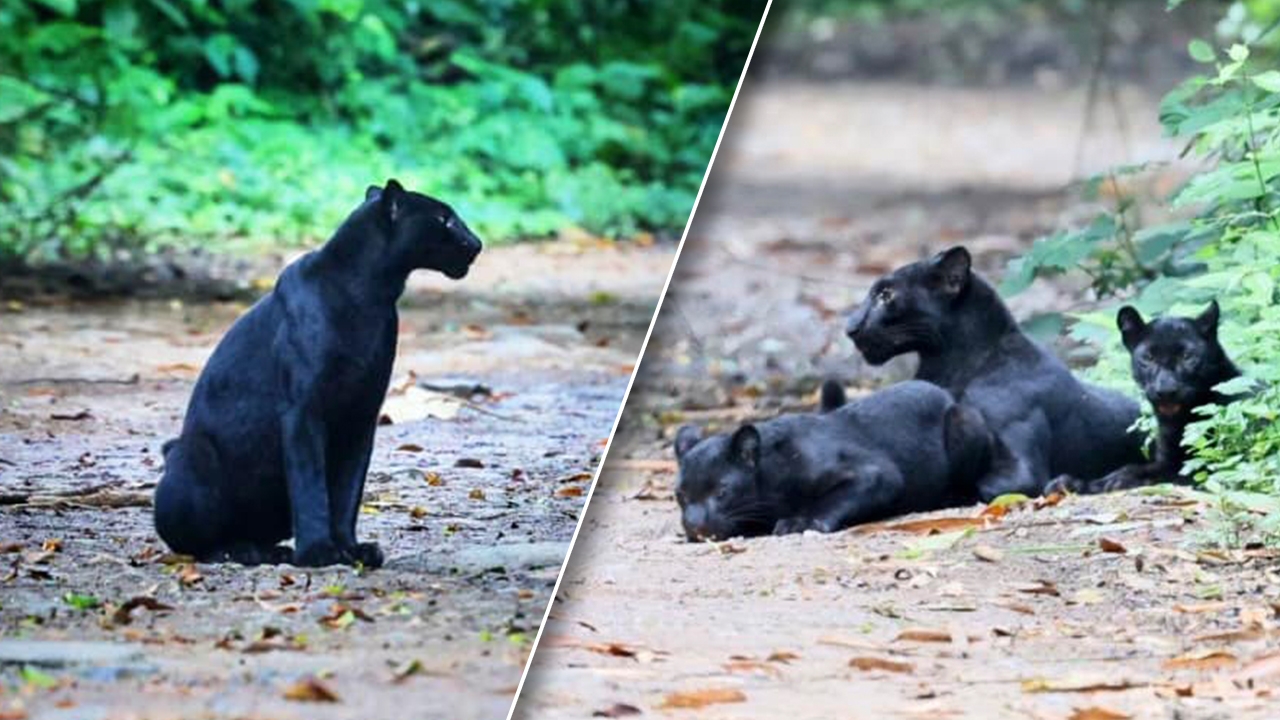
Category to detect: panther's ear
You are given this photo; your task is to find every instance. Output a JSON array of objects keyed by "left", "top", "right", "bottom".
[
  {"left": 1195, "top": 299, "right": 1220, "bottom": 340},
  {"left": 729, "top": 425, "right": 761, "bottom": 470},
  {"left": 365, "top": 185, "right": 382, "bottom": 202},
  {"left": 382, "top": 178, "right": 405, "bottom": 223},
  {"left": 930, "top": 246, "right": 972, "bottom": 298},
  {"left": 1117, "top": 305, "right": 1147, "bottom": 350},
  {"left": 674, "top": 425, "right": 702, "bottom": 460}
]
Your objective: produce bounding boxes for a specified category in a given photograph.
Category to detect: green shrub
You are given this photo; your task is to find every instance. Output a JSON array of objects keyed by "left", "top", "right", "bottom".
[
  {"left": 0, "top": 0, "right": 764, "bottom": 261},
  {"left": 1007, "top": 1, "right": 1280, "bottom": 544}
]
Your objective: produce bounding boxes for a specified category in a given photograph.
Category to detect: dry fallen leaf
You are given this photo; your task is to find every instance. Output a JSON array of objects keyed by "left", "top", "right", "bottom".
[
  {"left": 282, "top": 677, "right": 340, "bottom": 703},
  {"left": 856, "top": 516, "right": 991, "bottom": 535},
  {"left": 766, "top": 651, "right": 800, "bottom": 663},
  {"left": 396, "top": 443, "right": 424, "bottom": 453},
  {"left": 111, "top": 596, "right": 174, "bottom": 625},
  {"left": 586, "top": 642, "right": 638, "bottom": 659},
  {"left": 1069, "top": 706, "right": 1132, "bottom": 720},
  {"left": 658, "top": 688, "right": 745, "bottom": 709},
  {"left": 592, "top": 703, "right": 642, "bottom": 717},
  {"left": 177, "top": 564, "right": 203, "bottom": 587},
  {"left": 1017, "top": 580, "right": 1060, "bottom": 597},
  {"left": 379, "top": 381, "right": 465, "bottom": 424},
  {"left": 1098, "top": 538, "right": 1127, "bottom": 554},
  {"left": 556, "top": 485, "right": 585, "bottom": 498},
  {"left": 1021, "top": 677, "right": 1144, "bottom": 693},
  {"left": 895, "top": 629, "right": 952, "bottom": 643},
  {"left": 849, "top": 656, "right": 914, "bottom": 673},
  {"left": 723, "top": 660, "right": 782, "bottom": 678},
  {"left": 1163, "top": 650, "right": 1237, "bottom": 671},
  {"left": 973, "top": 545, "right": 1003, "bottom": 563}
]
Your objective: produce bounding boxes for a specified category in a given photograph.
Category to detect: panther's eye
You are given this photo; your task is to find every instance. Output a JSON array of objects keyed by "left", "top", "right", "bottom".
[
  {"left": 1181, "top": 349, "right": 1198, "bottom": 364},
  {"left": 875, "top": 286, "right": 895, "bottom": 303}
]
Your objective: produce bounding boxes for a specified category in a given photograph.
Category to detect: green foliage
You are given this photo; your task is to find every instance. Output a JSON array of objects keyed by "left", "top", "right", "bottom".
[
  {"left": 0, "top": 0, "right": 764, "bottom": 262},
  {"left": 1006, "top": 2, "right": 1280, "bottom": 545}
]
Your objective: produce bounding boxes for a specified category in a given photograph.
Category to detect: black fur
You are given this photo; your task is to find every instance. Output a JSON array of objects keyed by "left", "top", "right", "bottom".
[
  {"left": 1047, "top": 301, "right": 1241, "bottom": 494},
  {"left": 819, "top": 378, "right": 847, "bottom": 412},
  {"left": 845, "top": 246, "right": 1144, "bottom": 500},
  {"left": 154, "top": 180, "right": 482, "bottom": 567},
  {"left": 672, "top": 380, "right": 992, "bottom": 541}
]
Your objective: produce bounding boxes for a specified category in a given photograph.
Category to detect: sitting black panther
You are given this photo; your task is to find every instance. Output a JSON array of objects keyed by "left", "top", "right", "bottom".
[
  {"left": 154, "top": 180, "right": 482, "bottom": 567},
  {"left": 844, "top": 246, "right": 1144, "bottom": 501},
  {"left": 672, "top": 380, "right": 994, "bottom": 541},
  {"left": 1047, "top": 301, "right": 1241, "bottom": 494}
]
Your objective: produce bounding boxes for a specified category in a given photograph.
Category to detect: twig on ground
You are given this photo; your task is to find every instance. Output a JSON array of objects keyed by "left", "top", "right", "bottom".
[{"left": 6, "top": 374, "right": 141, "bottom": 386}]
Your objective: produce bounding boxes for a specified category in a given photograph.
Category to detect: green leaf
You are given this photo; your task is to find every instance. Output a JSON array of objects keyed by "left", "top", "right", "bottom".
[
  {"left": 20, "top": 666, "right": 58, "bottom": 689},
  {"left": 1188, "top": 39, "right": 1216, "bottom": 63},
  {"left": 1228, "top": 44, "right": 1249, "bottom": 63},
  {"left": 63, "top": 592, "right": 100, "bottom": 611},
  {"left": 33, "top": 0, "right": 77, "bottom": 15},
  {"left": 1021, "top": 312, "right": 1065, "bottom": 342},
  {"left": 1253, "top": 70, "right": 1280, "bottom": 93}
]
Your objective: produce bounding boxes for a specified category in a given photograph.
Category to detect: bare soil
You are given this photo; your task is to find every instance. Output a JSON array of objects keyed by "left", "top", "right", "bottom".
[
  {"left": 0, "top": 241, "right": 674, "bottom": 720},
  {"left": 512, "top": 78, "right": 1280, "bottom": 720}
]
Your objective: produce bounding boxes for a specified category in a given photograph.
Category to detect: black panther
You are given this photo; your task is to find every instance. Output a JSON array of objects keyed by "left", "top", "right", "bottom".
[
  {"left": 845, "top": 246, "right": 1144, "bottom": 500},
  {"left": 154, "top": 180, "right": 482, "bottom": 567},
  {"left": 1047, "top": 301, "right": 1241, "bottom": 494},
  {"left": 672, "top": 380, "right": 993, "bottom": 541}
]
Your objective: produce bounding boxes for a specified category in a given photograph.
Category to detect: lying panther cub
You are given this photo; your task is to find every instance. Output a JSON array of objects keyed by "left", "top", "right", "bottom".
[
  {"left": 1047, "top": 301, "right": 1241, "bottom": 494},
  {"left": 845, "top": 246, "right": 1144, "bottom": 500},
  {"left": 155, "top": 180, "right": 482, "bottom": 567},
  {"left": 672, "top": 380, "right": 993, "bottom": 541}
]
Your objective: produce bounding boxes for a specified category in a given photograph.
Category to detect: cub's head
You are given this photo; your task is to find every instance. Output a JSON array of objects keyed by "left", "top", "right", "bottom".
[
  {"left": 845, "top": 246, "right": 972, "bottom": 365},
  {"left": 366, "top": 179, "right": 482, "bottom": 279},
  {"left": 1117, "top": 301, "right": 1225, "bottom": 419},
  {"left": 672, "top": 424, "right": 773, "bottom": 542}
]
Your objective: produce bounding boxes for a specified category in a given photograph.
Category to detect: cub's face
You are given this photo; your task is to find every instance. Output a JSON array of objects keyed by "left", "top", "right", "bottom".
[
  {"left": 1119, "top": 302, "right": 1224, "bottom": 419},
  {"left": 672, "top": 425, "right": 772, "bottom": 541},
  {"left": 845, "top": 247, "right": 971, "bottom": 365},
  {"left": 368, "top": 180, "right": 482, "bottom": 279}
]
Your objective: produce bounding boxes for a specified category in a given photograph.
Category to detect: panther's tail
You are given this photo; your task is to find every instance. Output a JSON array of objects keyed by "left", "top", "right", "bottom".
[{"left": 819, "top": 379, "right": 847, "bottom": 413}]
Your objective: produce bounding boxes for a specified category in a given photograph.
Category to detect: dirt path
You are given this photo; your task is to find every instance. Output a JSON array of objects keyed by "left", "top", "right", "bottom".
[
  {"left": 512, "top": 78, "right": 1280, "bottom": 719},
  {"left": 0, "top": 242, "right": 673, "bottom": 720}
]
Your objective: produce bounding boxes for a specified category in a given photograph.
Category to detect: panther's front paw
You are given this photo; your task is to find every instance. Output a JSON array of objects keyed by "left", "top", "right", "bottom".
[
  {"left": 346, "top": 541, "right": 385, "bottom": 569},
  {"left": 1043, "top": 474, "right": 1084, "bottom": 495},
  {"left": 773, "top": 517, "right": 827, "bottom": 535},
  {"left": 293, "top": 541, "right": 346, "bottom": 567}
]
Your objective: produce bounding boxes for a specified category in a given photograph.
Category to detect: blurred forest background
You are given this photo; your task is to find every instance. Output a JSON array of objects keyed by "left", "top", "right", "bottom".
[{"left": 0, "top": 0, "right": 765, "bottom": 268}]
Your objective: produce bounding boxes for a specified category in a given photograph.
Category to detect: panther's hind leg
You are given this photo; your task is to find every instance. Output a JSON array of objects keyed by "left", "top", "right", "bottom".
[
  {"left": 973, "top": 412, "right": 1052, "bottom": 501},
  {"left": 942, "top": 403, "right": 995, "bottom": 501}
]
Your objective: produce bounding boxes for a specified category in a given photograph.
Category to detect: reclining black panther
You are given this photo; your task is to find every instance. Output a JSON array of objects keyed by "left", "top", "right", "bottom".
[
  {"left": 672, "top": 380, "right": 994, "bottom": 541},
  {"left": 154, "top": 180, "right": 482, "bottom": 567},
  {"left": 1047, "top": 301, "right": 1241, "bottom": 494},
  {"left": 844, "top": 246, "right": 1144, "bottom": 500}
]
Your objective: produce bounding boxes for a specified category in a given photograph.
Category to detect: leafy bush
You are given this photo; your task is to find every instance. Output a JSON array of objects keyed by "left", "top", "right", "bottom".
[
  {"left": 1007, "top": 1, "right": 1280, "bottom": 544},
  {"left": 0, "top": 0, "right": 764, "bottom": 262}
]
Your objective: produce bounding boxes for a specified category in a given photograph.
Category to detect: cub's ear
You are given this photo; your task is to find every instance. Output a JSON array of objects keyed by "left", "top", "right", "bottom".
[
  {"left": 930, "top": 246, "right": 971, "bottom": 297},
  {"left": 365, "top": 185, "right": 382, "bottom": 202},
  {"left": 1195, "top": 299, "right": 1220, "bottom": 340},
  {"left": 673, "top": 425, "right": 702, "bottom": 460},
  {"left": 1116, "top": 306, "right": 1147, "bottom": 350},
  {"left": 382, "top": 178, "right": 406, "bottom": 223},
  {"left": 730, "top": 425, "right": 761, "bottom": 470}
]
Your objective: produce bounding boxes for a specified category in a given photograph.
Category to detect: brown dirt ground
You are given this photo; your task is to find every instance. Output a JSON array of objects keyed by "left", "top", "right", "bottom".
[
  {"left": 512, "top": 74, "right": 1280, "bottom": 720},
  {"left": 0, "top": 241, "right": 674, "bottom": 720}
]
